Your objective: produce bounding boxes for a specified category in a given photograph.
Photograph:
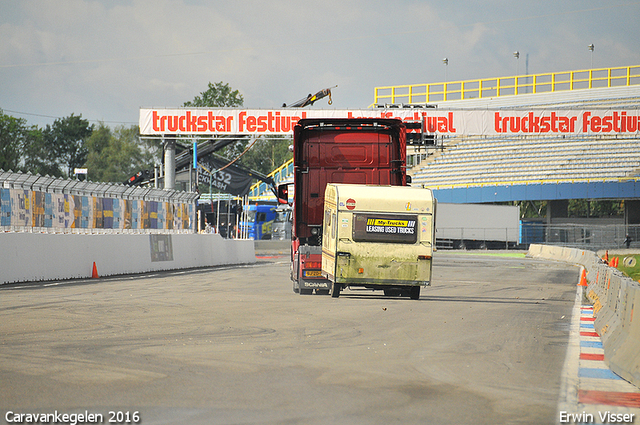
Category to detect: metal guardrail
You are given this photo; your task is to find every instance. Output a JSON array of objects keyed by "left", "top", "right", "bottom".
[{"left": 372, "top": 65, "right": 640, "bottom": 106}]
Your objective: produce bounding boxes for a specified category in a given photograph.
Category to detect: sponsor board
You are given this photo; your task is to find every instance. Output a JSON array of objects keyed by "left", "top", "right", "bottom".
[{"left": 140, "top": 108, "right": 640, "bottom": 136}]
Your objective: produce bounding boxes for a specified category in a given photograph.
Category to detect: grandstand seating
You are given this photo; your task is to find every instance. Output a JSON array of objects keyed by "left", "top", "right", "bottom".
[
  {"left": 380, "top": 65, "right": 640, "bottom": 192},
  {"left": 410, "top": 135, "right": 640, "bottom": 188}
]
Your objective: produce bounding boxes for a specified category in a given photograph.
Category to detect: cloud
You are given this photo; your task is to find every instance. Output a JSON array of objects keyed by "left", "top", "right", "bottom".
[{"left": 1, "top": 0, "right": 639, "bottom": 127}]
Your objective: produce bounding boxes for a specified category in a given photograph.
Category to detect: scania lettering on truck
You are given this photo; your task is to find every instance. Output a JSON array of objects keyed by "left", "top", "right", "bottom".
[
  {"left": 322, "top": 183, "right": 435, "bottom": 299},
  {"left": 277, "top": 118, "right": 409, "bottom": 295}
]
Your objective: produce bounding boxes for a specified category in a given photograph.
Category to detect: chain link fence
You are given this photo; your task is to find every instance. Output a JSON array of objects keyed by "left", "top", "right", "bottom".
[
  {"left": 521, "top": 222, "right": 640, "bottom": 251},
  {"left": 435, "top": 223, "right": 640, "bottom": 250}
]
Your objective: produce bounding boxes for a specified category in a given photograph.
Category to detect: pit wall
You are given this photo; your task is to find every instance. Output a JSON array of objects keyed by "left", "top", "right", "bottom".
[
  {"left": 528, "top": 244, "right": 640, "bottom": 388},
  {"left": 0, "top": 233, "right": 255, "bottom": 285}
]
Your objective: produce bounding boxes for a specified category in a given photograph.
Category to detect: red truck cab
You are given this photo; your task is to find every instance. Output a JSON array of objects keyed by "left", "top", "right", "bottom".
[{"left": 280, "top": 118, "right": 408, "bottom": 295}]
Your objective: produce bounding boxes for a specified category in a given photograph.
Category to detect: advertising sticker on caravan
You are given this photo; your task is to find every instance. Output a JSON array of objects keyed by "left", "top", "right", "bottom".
[{"left": 352, "top": 213, "right": 418, "bottom": 244}]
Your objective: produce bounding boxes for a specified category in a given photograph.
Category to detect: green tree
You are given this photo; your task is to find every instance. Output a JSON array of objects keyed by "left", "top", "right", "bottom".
[
  {"left": 516, "top": 200, "right": 547, "bottom": 219},
  {"left": 183, "top": 81, "right": 245, "bottom": 160},
  {"left": 44, "top": 113, "right": 93, "bottom": 177},
  {"left": 568, "top": 199, "right": 623, "bottom": 218},
  {"left": 183, "top": 81, "right": 244, "bottom": 108},
  {"left": 84, "top": 123, "right": 112, "bottom": 181},
  {"left": 184, "top": 82, "right": 293, "bottom": 194},
  {"left": 241, "top": 136, "right": 292, "bottom": 176},
  {"left": 0, "top": 109, "right": 27, "bottom": 172},
  {"left": 22, "top": 126, "right": 59, "bottom": 177},
  {"left": 85, "top": 124, "right": 157, "bottom": 183}
]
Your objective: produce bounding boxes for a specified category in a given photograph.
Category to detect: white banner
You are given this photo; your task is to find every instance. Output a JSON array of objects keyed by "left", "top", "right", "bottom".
[{"left": 139, "top": 108, "right": 640, "bottom": 136}]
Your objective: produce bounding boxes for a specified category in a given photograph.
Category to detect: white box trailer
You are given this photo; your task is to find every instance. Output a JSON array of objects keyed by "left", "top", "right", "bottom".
[
  {"left": 435, "top": 203, "right": 520, "bottom": 249},
  {"left": 321, "top": 183, "right": 436, "bottom": 299}
]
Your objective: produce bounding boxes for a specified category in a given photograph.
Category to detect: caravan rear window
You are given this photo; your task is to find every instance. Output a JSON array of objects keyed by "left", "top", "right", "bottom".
[{"left": 352, "top": 213, "right": 418, "bottom": 244}]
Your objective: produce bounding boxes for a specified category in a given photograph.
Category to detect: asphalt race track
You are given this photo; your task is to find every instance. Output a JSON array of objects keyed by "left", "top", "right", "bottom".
[{"left": 0, "top": 252, "right": 578, "bottom": 425}]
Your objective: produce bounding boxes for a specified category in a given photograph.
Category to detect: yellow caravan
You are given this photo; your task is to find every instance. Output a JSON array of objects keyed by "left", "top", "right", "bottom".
[{"left": 321, "top": 183, "right": 435, "bottom": 299}]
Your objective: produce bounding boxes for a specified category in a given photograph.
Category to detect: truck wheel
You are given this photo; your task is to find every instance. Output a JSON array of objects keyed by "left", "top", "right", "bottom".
[
  {"left": 409, "top": 286, "right": 420, "bottom": 300},
  {"left": 331, "top": 283, "right": 341, "bottom": 298}
]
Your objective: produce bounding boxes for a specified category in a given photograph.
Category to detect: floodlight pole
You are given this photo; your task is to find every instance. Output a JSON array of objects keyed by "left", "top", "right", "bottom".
[
  {"left": 513, "top": 51, "right": 520, "bottom": 94},
  {"left": 442, "top": 58, "right": 449, "bottom": 82}
]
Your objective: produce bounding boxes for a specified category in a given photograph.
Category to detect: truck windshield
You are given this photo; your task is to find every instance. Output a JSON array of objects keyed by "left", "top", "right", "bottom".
[{"left": 274, "top": 210, "right": 290, "bottom": 223}]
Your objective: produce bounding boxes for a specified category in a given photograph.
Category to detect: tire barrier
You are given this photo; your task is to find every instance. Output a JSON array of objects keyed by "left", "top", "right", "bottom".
[{"left": 527, "top": 244, "right": 640, "bottom": 388}]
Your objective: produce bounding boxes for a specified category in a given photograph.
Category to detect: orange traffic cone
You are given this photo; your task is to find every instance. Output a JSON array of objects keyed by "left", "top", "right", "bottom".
[
  {"left": 603, "top": 250, "right": 609, "bottom": 265},
  {"left": 578, "top": 269, "right": 588, "bottom": 287},
  {"left": 91, "top": 262, "right": 99, "bottom": 279}
]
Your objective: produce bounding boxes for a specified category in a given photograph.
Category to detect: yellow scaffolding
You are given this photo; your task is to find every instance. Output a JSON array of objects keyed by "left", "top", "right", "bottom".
[
  {"left": 247, "top": 157, "right": 294, "bottom": 199},
  {"left": 372, "top": 65, "right": 640, "bottom": 106}
]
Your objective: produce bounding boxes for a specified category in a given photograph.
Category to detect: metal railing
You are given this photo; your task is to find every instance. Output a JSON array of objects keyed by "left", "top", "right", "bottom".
[
  {"left": 247, "top": 157, "right": 294, "bottom": 199},
  {"left": 372, "top": 65, "right": 640, "bottom": 106}
]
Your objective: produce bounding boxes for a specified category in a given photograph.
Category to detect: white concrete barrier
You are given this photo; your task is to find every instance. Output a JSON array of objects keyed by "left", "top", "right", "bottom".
[
  {"left": 528, "top": 243, "right": 640, "bottom": 388},
  {"left": 0, "top": 232, "right": 255, "bottom": 284}
]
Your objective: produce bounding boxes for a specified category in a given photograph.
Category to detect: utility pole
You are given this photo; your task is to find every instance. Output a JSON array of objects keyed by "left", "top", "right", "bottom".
[{"left": 164, "top": 137, "right": 175, "bottom": 190}]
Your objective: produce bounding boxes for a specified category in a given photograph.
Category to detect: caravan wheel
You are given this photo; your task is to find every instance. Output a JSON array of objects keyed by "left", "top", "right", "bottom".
[{"left": 409, "top": 286, "right": 421, "bottom": 300}]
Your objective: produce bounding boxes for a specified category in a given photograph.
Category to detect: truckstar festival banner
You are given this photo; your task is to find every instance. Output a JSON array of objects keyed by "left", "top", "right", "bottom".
[{"left": 140, "top": 108, "right": 640, "bottom": 136}]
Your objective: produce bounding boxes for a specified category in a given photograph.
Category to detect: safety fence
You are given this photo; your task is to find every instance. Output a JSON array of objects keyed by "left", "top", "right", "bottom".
[
  {"left": 433, "top": 223, "right": 640, "bottom": 250},
  {"left": 435, "top": 226, "right": 518, "bottom": 250},
  {"left": 0, "top": 171, "right": 198, "bottom": 234},
  {"left": 528, "top": 244, "right": 640, "bottom": 388},
  {"left": 521, "top": 223, "right": 640, "bottom": 251},
  {"left": 373, "top": 65, "right": 640, "bottom": 106}
]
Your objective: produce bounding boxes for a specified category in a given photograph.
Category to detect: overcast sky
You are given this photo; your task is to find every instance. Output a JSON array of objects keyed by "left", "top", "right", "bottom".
[{"left": 1, "top": 0, "right": 639, "bottom": 128}]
